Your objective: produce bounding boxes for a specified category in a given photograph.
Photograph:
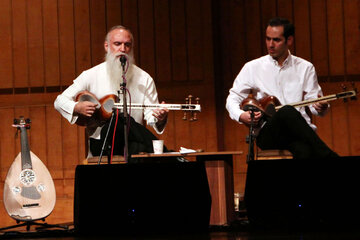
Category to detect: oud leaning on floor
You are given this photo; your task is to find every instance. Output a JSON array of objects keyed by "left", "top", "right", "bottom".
[
  {"left": 226, "top": 17, "right": 339, "bottom": 160},
  {"left": 54, "top": 25, "right": 169, "bottom": 157}
]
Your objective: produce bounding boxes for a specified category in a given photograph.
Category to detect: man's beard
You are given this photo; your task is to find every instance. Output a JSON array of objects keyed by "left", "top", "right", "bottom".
[{"left": 105, "top": 51, "right": 135, "bottom": 90}]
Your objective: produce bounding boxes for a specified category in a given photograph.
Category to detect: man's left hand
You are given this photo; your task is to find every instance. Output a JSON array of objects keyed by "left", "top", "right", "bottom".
[
  {"left": 313, "top": 100, "right": 329, "bottom": 114},
  {"left": 153, "top": 101, "right": 169, "bottom": 123}
]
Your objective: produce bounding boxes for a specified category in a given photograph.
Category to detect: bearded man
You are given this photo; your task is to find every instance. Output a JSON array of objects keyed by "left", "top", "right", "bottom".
[{"left": 54, "top": 25, "right": 168, "bottom": 158}]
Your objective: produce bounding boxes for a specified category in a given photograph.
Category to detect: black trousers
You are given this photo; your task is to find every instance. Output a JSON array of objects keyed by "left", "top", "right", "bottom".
[
  {"left": 256, "top": 105, "right": 338, "bottom": 159},
  {"left": 90, "top": 114, "right": 168, "bottom": 157}
]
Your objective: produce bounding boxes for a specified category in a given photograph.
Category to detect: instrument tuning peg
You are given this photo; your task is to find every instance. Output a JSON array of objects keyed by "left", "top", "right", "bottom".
[
  {"left": 341, "top": 84, "right": 347, "bottom": 91},
  {"left": 13, "top": 119, "right": 18, "bottom": 124},
  {"left": 341, "top": 84, "right": 348, "bottom": 102},
  {"left": 188, "top": 95, "right": 193, "bottom": 104},
  {"left": 183, "top": 97, "right": 189, "bottom": 121},
  {"left": 191, "top": 97, "right": 200, "bottom": 121},
  {"left": 187, "top": 95, "right": 194, "bottom": 121}
]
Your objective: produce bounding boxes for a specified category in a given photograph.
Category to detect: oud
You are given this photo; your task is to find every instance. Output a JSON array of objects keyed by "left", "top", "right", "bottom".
[{"left": 3, "top": 117, "right": 56, "bottom": 222}]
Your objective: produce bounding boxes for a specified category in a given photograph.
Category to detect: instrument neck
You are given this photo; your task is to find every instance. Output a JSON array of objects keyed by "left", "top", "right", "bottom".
[{"left": 20, "top": 127, "right": 32, "bottom": 170}]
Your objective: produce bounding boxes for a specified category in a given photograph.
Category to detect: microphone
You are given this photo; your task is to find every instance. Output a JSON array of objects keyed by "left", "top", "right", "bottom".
[{"left": 120, "top": 55, "right": 127, "bottom": 71}]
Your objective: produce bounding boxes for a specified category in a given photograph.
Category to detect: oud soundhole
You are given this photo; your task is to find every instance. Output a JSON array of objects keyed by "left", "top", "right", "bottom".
[{"left": 19, "top": 169, "right": 36, "bottom": 186}]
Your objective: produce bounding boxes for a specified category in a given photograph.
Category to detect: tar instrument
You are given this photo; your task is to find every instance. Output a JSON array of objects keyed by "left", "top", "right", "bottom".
[
  {"left": 75, "top": 91, "right": 201, "bottom": 127},
  {"left": 241, "top": 87, "right": 357, "bottom": 118}
]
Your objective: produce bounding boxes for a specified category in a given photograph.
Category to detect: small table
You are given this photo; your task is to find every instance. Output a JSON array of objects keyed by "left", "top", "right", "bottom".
[{"left": 132, "top": 151, "right": 243, "bottom": 226}]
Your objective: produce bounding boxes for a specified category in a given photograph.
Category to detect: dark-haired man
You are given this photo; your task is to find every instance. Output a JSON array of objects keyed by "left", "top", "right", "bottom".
[{"left": 226, "top": 18, "right": 338, "bottom": 159}]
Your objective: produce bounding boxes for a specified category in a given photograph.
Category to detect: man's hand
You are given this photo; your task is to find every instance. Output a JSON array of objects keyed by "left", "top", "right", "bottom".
[
  {"left": 239, "top": 111, "right": 263, "bottom": 125},
  {"left": 153, "top": 101, "right": 169, "bottom": 132},
  {"left": 74, "top": 101, "right": 98, "bottom": 117},
  {"left": 313, "top": 100, "right": 329, "bottom": 114},
  {"left": 152, "top": 101, "right": 169, "bottom": 123}
]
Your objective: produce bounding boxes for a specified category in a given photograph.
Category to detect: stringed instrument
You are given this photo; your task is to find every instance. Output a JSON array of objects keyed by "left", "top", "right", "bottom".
[
  {"left": 3, "top": 117, "right": 56, "bottom": 221},
  {"left": 75, "top": 91, "right": 201, "bottom": 126},
  {"left": 241, "top": 88, "right": 357, "bottom": 119}
]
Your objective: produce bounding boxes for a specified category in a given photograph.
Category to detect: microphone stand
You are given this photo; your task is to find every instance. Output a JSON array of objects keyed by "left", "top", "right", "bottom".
[
  {"left": 245, "top": 107, "right": 256, "bottom": 163},
  {"left": 120, "top": 56, "right": 129, "bottom": 163}
]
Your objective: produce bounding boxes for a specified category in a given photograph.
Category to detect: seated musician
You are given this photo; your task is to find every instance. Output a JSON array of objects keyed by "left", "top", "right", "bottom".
[
  {"left": 54, "top": 25, "right": 169, "bottom": 158},
  {"left": 226, "top": 17, "right": 338, "bottom": 159}
]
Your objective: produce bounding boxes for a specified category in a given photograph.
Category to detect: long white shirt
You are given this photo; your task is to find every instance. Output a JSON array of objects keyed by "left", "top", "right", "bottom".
[
  {"left": 226, "top": 53, "right": 325, "bottom": 131},
  {"left": 54, "top": 62, "right": 162, "bottom": 139}
]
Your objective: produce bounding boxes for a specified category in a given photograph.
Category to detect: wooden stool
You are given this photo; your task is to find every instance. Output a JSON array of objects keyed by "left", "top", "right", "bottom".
[{"left": 255, "top": 149, "right": 293, "bottom": 160}]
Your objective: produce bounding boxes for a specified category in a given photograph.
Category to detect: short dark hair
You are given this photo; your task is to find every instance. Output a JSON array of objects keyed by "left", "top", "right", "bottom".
[{"left": 267, "top": 17, "right": 294, "bottom": 40}]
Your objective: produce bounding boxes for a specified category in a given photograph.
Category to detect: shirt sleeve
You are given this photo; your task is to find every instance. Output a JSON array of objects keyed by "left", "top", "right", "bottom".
[
  {"left": 226, "top": 64, "right": 253, "bottom": 123},
  {"left": 54, "top": 72, "right": 88, "bottom": 124}
]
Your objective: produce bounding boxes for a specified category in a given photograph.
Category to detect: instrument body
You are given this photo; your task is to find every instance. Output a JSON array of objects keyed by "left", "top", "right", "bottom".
[
  {"left": 3, "top": 118, "right": 56, "bottom": 221},
  {"left": 75, "top": 91, "right": 118, "bottom": 126}
]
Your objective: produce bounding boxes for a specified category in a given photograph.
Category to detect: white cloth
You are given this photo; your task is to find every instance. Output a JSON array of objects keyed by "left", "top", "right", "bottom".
[
  {"left": 54, "top": 62, "right": 163, "bottom": 139},
  {"left": 226, "top": 53, "right": 325, "bottom": 131}
]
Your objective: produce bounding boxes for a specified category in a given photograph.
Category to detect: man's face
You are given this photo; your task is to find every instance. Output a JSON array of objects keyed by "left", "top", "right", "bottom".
[
  {"left": 104, "top": 29, "right": 132, "bottom": 57},
  {"left": 265, "top": 26, "right": 292, "bottom": 61}
]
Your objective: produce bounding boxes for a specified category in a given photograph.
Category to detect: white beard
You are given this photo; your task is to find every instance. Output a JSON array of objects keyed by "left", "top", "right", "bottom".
[{"left": 105, "top": 51, "right": 135, "bottom": 91}]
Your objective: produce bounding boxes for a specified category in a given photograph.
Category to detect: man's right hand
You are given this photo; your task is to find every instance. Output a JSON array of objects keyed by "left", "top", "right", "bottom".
[
  {"left": 74, "top": 101, "right": 98, "bottom": 117},
  {"left": 239, "top": 111, "right": 263, "bottom": 125}
]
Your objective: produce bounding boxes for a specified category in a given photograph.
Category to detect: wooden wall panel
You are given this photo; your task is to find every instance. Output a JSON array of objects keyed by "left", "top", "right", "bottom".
[
  {"left": 154, "top": 0, "right": 172, "bottom": 84},
  {"left": 46, "top": 106, "right": 64, "bottom": 180},
  {"left": 0, "top": 108, "right": 16, "bottom": 180},
  {"left": 277, "top": 0, "right": 293, "bottom": 22},
  {"left": 244, "top": 0, "right": 262, "bottom": 60},
  {"left": 43, "top": 0, "right": 60, "bottom": 87},
  {"left": 138, "top": 0, "right": 156, "bottom": 78},
  {"left": 328, "top": 83, "right": 351, "bottom": 156},
  {"left": 327, "top": 0, "right": 345, "bottom": 76},
  {"left": 0, "top": 0, "right": 13, "bottom": 89},
  {"left": 227, "top": 0, "right": 246, "bottom": 77},
  {"left": 12, "top": 0, "right": 28, "bottom": 88},
  {"left": 344, "top": 0, "right": 360, "bottom": 75},
  {"left": 90, "top": 0, "right": 107, "bottom": 66},
  {"left": 27, "top": 0, "right": 45, "bottom": 87},
  {"left": 105, "top": 0, "right": 122, "bottom": 29},
  {"left": 122, "top": 0, "right": 139, "bottom": 61},
  {"left": 61, "top": 117, "right": 80, "bottom": 178},
  {"left": 29, "top": 107, "right": 47, "bottom": 165},
  {"left": 58, "top": 0, "right": 76, "bottom": 86},
  {"left": 260, "top": 0, "right": 276, "bottom": 55},
  {"left": 348, "top": 99, "right": 360, "bottom": 155},
  {"left": 186, "top": 0, "right": 203, "bottom": 81},
  {"left": 293, "top": 0, "right": 311, "bottom": 61},
  {"left": 170, "top": 0, "right": 188, "bottom": 82},
  {"left": 310, "top": 0, "right": 329, "bottom": 76},
  {"left": 312, "top": 84, "right": 334, "bottom": 150},
  {"left": 74, "top": 0, "right": 91, "bottom": 75}
]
